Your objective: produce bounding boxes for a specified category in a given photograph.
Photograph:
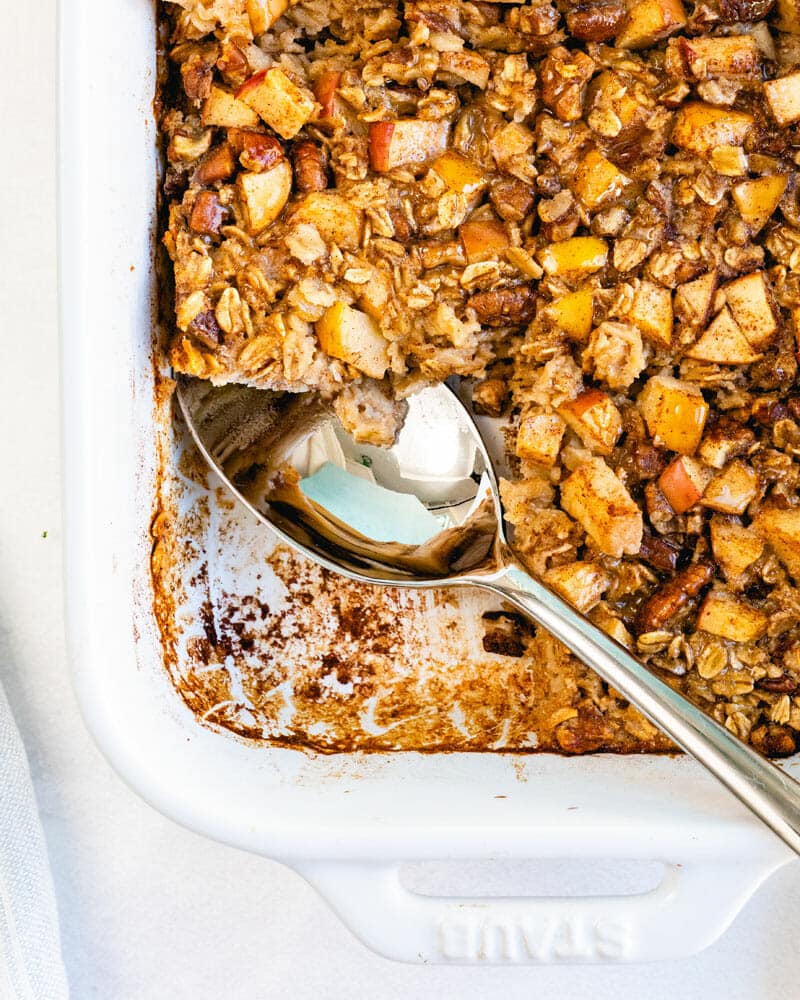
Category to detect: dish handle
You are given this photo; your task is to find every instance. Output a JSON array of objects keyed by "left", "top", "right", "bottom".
[{"left": 294, "top": 853, "right": 787, "bottom": 964}]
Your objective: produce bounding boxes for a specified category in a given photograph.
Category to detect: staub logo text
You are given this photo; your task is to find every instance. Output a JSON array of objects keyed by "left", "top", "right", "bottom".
[{"left": 438, "top": 914, "right": 632, "bottom": 962}]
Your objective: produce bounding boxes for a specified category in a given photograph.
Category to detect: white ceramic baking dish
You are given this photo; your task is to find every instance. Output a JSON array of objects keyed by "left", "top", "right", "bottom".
[{"left": 59, "top": 0, "right": 798, "bottom": 965}]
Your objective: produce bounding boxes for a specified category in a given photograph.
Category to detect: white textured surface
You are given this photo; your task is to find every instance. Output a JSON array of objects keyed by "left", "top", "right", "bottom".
[{"left": 3, "top": 0, "right": 800, "bottom": 995}]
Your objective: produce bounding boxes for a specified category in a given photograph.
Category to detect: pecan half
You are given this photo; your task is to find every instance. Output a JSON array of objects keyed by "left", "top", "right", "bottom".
[
  {"left": 751, "top": 723, "right": 797, "bottom": 758},
  {"left": 293, "top": 141, "right": 329, "bottom": 192},
  {"left": 467, "top": 286, "right": 536, "bottom": 326},
  {"left": 634, "top": 562, "right": 714, "bottom": 635},
  {"left": 638, "top": 533, "right": 682, "bottom": 573},
  {"left": 565, "top": 2, "right": 624, "bottom": 41}
]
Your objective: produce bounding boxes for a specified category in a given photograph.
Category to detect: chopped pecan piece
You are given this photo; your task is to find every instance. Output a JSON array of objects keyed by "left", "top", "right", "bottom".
[
  {"left": 467, "top": 286, "right": 536, "bottom": 326},
  {"left": 229, "top": 129, "right": 285, "bottom": 173},
  {"left": 293, "top": 141, "right": 328, "bottom": 192},
  {"left": 566, "top": 2, "right": 625, "bottom": 41},
  {"left": 540, "top": 46, "right": 596, "bottom": 123},
  {"left": 756, "top": 674, "right": 799, "bottom": 694},
  {"left": 555, "top": 708, "right": 609, "bottom": 754},
  {"left": 718, "top": 0, "right": 775, "bottom": 20},
  {"left": 473, "top": 377, "right": 510, "bottom": 417},
  {"left": 638, "top": 533, "right": 682, "bottom": 573},
  {"left": 188, "top": 309, "right": 223, "bottom": 348},
  {"left": 189, "top": 190, "right": 227, "bottom": 236},
  {"left": 181, "top": 49, "right": 217, "bottom": 102},
  {"left": 489, "top": 177, "right": 535, "bottom": 222},
  {"left": 193, "top": 143, "right": 236, "bottom": 185},
  {"left": 751, "top": 723, "right": 797, "bottom": 758},
  {"left": 634, "top": 562, "right": 714, "bottom": 635}
]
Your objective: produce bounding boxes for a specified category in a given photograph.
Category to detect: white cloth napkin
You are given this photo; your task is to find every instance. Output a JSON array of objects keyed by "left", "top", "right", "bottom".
[{"left": 0, "top": 682, "right": 68, "bottom": 1000}]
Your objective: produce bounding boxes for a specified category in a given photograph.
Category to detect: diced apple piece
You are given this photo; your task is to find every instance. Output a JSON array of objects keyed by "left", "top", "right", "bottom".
[
  {"left": 314, "top": 71, "right": 342, "bottom": 121},
  {"left": 538, "top": 237, "right": 608, "bottom": 277},
  {"left": 625, "top": 280, "right": 672, "bottom": 349},
  {"left": 686, "top": 306, "right": 762, "bottom": 364},
  {"left": 488, "top": 122, "right": 535, "bottom": 174},
  {"left": 732, "top": 175, "right": 788, "bottom": 233},
  {"left": 701, "top": 461, "right": 759, "bottom": 515},
  {"left": 638, "top": 375, "right": 709, "bottom": 455},
  {"left": 658, "top": 456, "right": 711, "bottom": 514},
  {"left": 573, "top": 149, "right": 630, "bottom": 209},
  {"left": 765, "top": 71, "right": 800, "bottom": 126},
  {"left": 547, "top": 287, "right": 594, "bottom": 342},
  {"left": 369, "top": 120, "right": 450, "bottom": 173},
  {"left": 709, "top": 146, "right": 748, "bottom": 177},
  {"left": 202, "top": 85, "right": 260, "bottom": 129},
  {"left": 459, "top": 220, "right": 510, "bottom": 263},
  {"left": 697, "top": 591, "right": 768, "bottom": 642},
  {"left": 615, "top": 0, "right": 687, "bottom": 49},
  {"left": 316, "top": 302, "right": 390, "bottom": 379},
  {"left": 561, "top": 457, "right": 643, "bottom": 559},
  {"left": 722, "top": 272, "right": 778, "bottom": 352},
  {"left": 711, "top": 517, "right": 764, "bottom": 584},
  {"left": 430, "top": 150, "right": 486, "bottom": 197},
  {"left": 671, "top": 103, "right": 754, "bottom": 155},
  {"left": 247, "top": 0, "right": 288, "bottom": 34},
  {"left": 438, "top": 50, "right": 491, "bottom": 89},
  {"left": 674, "top": 270, "right": 718, "bottom": 329},
  {"left": 288, "top": 192, "right": 363, "bottom": 250},
  {"left": 236, "top": 160, "right": 293, "bottom": 234},
  {"left": 558, "top": 390, "right": 623, "bottom": 456},
  {"left": 752, "top": 507, "right": 800, "bottom": 581},
  {"left": 237, "top": 68, "right": 317, "bottom": 140},
  {"left": 544, "top": 562, "right": 610, "bottom": 613},
  {"left": 516, "top": 409, "right": 566, "bottom": 466},
  {"left": 777, "top": 0, "right": 800, "bottom": 33},
  {"left": 678, "top": 35, "right": 760, "bottom": 78}
]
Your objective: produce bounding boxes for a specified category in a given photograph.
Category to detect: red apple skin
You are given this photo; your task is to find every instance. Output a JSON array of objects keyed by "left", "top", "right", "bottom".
[
  {"left": 562, "top": 388, "right": 608, "bottom": 419},
  {"left": 658, "top": 458, "right": 703, "bottom": 515},
  {"left": 315, "top": 71, "right": 341, "bottom": 119},
  {"left": 369, "top": 122, "right": 395, "bottom": 172},
  {"left": 236, "top": 69, "right": 268, "bottom": 101}
]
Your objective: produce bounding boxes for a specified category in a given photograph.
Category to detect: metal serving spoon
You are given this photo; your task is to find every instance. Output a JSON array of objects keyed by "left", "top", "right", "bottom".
[{"left": 177, "top": 374, "right": 800, "bottom": 855}]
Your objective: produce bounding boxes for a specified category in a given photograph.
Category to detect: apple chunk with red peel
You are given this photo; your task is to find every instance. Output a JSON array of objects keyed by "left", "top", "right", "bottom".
[
  {"left": 314, "top": 71, "right": 341, "bottom": 121},
  {"left": 561, "top": 457, "right": 643, "bottom": 558},
  {"left": 316, "top": 302, "right": 390, "bottom": 380},
  {"left": 697, "top": 591, "right": 768, "bottom": 642},
  {"left": 658, "top": 456, "right": 711, "bottom": 514},
  {"left": 236, "top": 160, "right": 293, "bottom": 234},
  {"left": 752, "top": 507, "right": 800, "bottom": 582},
  {"left": 237, "top": 68, "right": 317, "bottom": 139},
  {"left": 637, "top": 374, "right": 709, "bottom": 455},
  {"left": 202, "top": 85, "right": 260, "bottom": 129},
  {"left": 558, "top": 389, "right": 622, "bottom": 456},
  {"left": 710, "top": 517, "right": 764, "bottom": 585},
  {"left": 701, "top": 460, "right": 759, "bottom": 515},
  {"left": 368, "top": 120, "right": 450, "bottom": 173}
]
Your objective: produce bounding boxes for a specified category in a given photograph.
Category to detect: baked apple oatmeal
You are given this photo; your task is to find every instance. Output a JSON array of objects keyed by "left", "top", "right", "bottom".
[{"left": 159, "top": 0, "right": 800, "bottom": 756}]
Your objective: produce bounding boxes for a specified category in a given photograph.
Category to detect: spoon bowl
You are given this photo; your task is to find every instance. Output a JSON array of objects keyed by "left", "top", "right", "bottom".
[{"left": 177, "top": 374, "right": 800, "bottom": 857}]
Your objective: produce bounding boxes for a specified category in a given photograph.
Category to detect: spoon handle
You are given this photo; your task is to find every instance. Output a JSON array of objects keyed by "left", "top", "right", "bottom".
[{"left": 482, "top": 562, "right": 800, "bottom": 856}]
